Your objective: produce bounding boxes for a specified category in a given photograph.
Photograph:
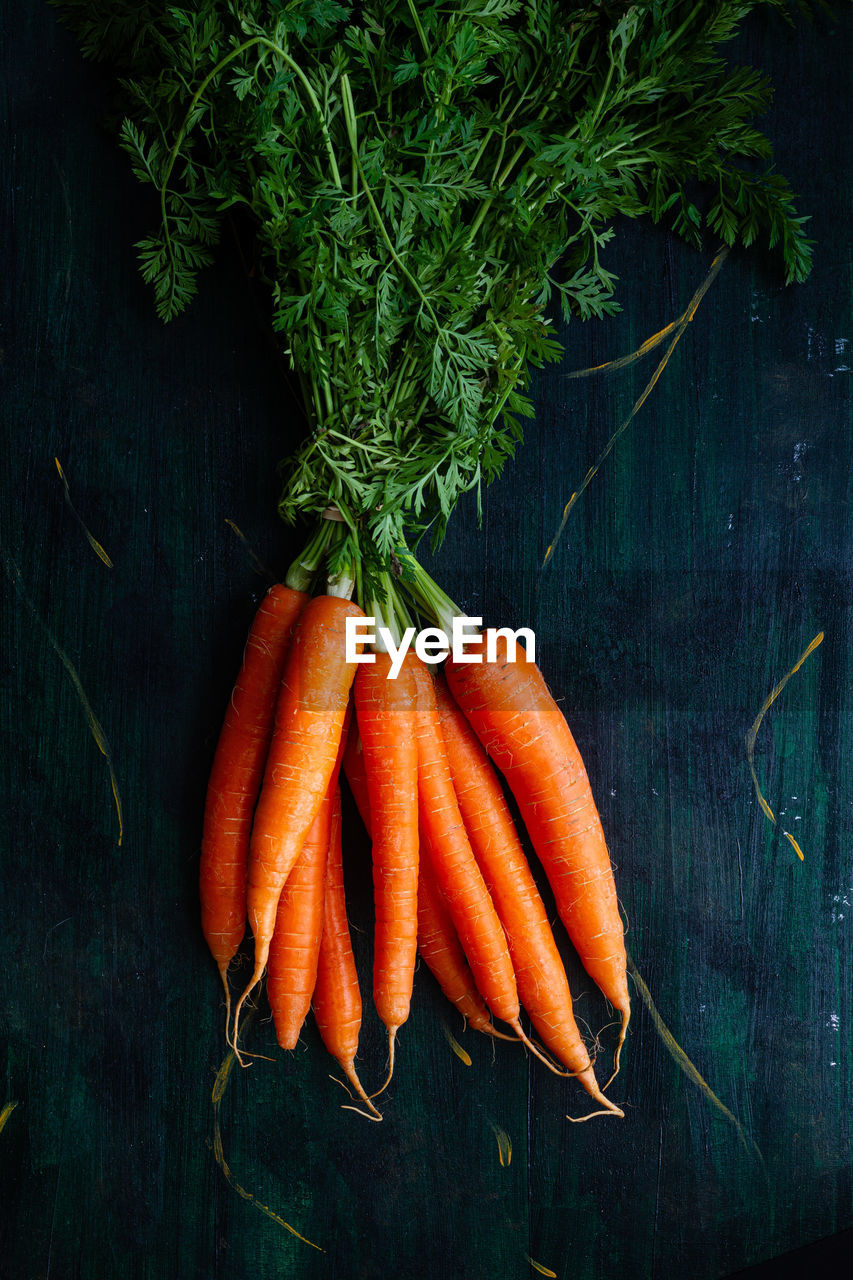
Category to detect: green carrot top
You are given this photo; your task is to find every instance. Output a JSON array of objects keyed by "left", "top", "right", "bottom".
[{"left": 57, "top": 0, "right": 815, "bottom": 586}]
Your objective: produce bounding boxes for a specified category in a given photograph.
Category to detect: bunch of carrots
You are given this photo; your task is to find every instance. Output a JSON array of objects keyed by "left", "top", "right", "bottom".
[
  {"left": 200, "top": 522, "right": 630, "bottom": 1121},
  {"left": 53, "top": 0, "right": 818, "bottom": 1135}
]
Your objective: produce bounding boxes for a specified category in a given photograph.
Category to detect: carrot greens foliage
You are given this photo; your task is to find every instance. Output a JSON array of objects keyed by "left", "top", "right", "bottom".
[{"left": 57, "top": 0, "right": 814, "bottom": 582}]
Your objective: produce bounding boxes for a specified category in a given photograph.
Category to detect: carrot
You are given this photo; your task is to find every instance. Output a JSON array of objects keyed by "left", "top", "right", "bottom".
[
  {"left": 411, "top": 659, "right": 517, "bottom": 1023},
  {"left": 409, "top": 657, "right": 601, "bottom": 1098},
  {"left": 343, "top": 718, "right": 506, "bottom": 1042},
  {"left": 434, "top": 677, "right": 597, "bottom": 1080},
  {"left": 267, "top": 707, "right": 351, "bottom": 1052},
  {"left": 312, "top": 786, "right": 381, "bottom": 1119},
  {"left": 416, "top": 846, "right": 512, "bottom": 1039},
  {"left": 266, "top": 783, "right": 334, "bottom": 1053},
  {"left": 446, "top": 633, "right": 631, "bottom": 1075},
  {"left": 232, "top": 594, "right": 365, "bottom": 1053},
  {"left": 199, "top": 584, "right": 308, "bottom": 1025},
  {"left": 354, "top": 651, "right": 419, "bottom": 1079}
]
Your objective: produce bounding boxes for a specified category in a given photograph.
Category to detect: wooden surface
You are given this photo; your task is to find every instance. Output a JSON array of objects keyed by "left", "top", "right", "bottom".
[{"left": 2, "top": 7, "right": 851, "bottom": 1279}]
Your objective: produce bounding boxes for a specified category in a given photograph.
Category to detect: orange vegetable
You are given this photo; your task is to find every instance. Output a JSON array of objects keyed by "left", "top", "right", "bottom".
[
  {"left": 341, "top": 716, "right": 372, "bottom": 829},
  {"left": 232, "top": 594, "right": 364, "bottom": 1053},
  {"left": 411, "top": 658, "right": 519, "bottom": 1026},
  {"left": 434, "top": 677, "right": 598, "bottom": 1080},
  {"left": 343, "top": 717, "right": 502, "bottom": 1041},
  {"left": 416, "top": 848, "right": 511, "bottom": 1039},
  {"left": 312, "top": 786, "right": 381, "bottom": 1119},
  {"left": 267, "top": 708, "right": 350, "bottom": 1051},
  {"left": 267, "top": 784, "right": 334, "bottom": 1052},
  {"left": 199, "top": 585, "right": 308, "bottom": 1025},
  {"left": 354, "top": 651, "right": 420, "bottom": 1075},
  {"left": 446, "top": 632, "right": 630, "bottom": 1074}
]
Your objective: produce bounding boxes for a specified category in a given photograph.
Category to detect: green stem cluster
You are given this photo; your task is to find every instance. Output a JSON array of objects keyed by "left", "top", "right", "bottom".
[
  {"left": 287, "top": 516, "right": 462, "bottom": 644},
  {"left": 57, "top": 0, "right": 816, "bottom": 590}
]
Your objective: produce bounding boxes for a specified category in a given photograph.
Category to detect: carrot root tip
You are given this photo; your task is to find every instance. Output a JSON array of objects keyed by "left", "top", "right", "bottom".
[
  {"left": 481, "top": 1023, "right": 517, "bottom": 1043},
  {"left": 509, "top": 1020, "right": 573, "bottom": 1079},
  {"left": 340, "top": 1105, "right": 384, "bottom": 1123},
  {"left": 328, "top": 1065, "right": 384, "bottom": 1121},
  {"left": 231, "top": 968, "right": 265, "bottom": 1067},
  {"left": 219, "top": 963, "right": 234, "bottom": 1050},
  {"left": 566, "top": 1103, "right": 625, "bottom": 1123},
  {"left": 370, "top": 1028, "right": 397, "bottom": 1101},
  {"left": 603, "top": 1008, "right": 631, "bottom": 1091}
]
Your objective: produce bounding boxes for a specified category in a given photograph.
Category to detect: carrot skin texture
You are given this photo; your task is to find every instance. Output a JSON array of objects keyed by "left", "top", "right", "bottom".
[
  {"left": 445, "top": 634, "right": 630, "bottom": 1031},
  {"left": 312, "top": 787, "right": 380, "bottom": 1117},
  {"left": 354, "top": 652, "right": 420, "bottom": 1035},
  {"left": 312, "top": 787, "right": 362, "bottom": 1065},
  {"left": 434, "top": 678, "right": 593, "bottom": 1076},
  {"left": 410, "top": 658, "right": 520, "bottom": 1027},
  {"left": 242, "top": 595, "right": 365, "bottom": 996},
  {"left": 344, "top": 719, "right": 497, "bottom": 1038},
  {"left": 416, "top": 845, "right": 499, "bottom": 1035},
  {"left": 266, "top": 790, "right": 332, "bottom": 1050},
  {"left": 267, "top": 706, "right": 351, "bottom": 1051},
  {"left": 199, "top": 585, "right": 308, "bottom": 990}
]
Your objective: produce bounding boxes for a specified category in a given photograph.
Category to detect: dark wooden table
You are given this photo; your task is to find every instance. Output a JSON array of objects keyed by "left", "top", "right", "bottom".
[{"left": 2, "top": 6, "right": 851, "bottom": 1278}]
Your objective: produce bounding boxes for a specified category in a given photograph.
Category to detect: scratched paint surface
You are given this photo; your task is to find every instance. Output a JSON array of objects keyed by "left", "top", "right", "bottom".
[{"left": 1, "top": 8, "right": 851, "bottom": 1280}]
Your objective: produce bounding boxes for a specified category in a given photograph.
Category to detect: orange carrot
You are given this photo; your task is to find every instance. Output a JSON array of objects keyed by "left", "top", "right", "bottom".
[
  {"left": 199, "top": 585, "right": 308, "bottom": 1023},
  {"left": 411, "top": 657, "right": 624, "bottom": 1115},
  {"left": 266, "top": 784, "right": 334, "bottom": 1053},
  {"left": 411, "top": 658, "right": 519, "bottom": 1025},
  {"left": 409, "top": 654, "right": 606, "bottom": 1103},
  {"left": 354, "top": 651, "right": 419, "bottom": 1075},
  {"left": 446, "top": 633, "right": 630, "bottom": 1073},
  {"left": 416, "top": 847, "right": 510, "bottom": 1038},
  {"left": 434, "top": 677, "right": 595, "bottom": 1079},
  {"left": 267, "top": 708, "right": 351, "bottom": 1051},
  {"left": 312, "top": 786, "right": 381, "bottom": 1119},
  {"left": 232, "top": 594, "right": 364, "bottom": 1052},
  {"left": 343, "top": 718, "right": 504, "bottom": 1041}
]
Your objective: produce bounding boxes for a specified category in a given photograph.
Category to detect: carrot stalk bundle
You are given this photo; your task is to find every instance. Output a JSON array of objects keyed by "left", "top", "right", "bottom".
[
  {"left": 232, "top": 594, "right": 364, "bottom": 1053},
  {"left": 65, "top": 0, "right": 822, "bottom": 1130},
  {"left": 312, "top": 787, "right": 381, "bottom": 1120},
  {"left": 354, "top": 652, "right": 420, "bottom": 1079},
  {"left": 445, "top": 633, "right": 631, "bottom": 1075},
  {"left": 199, "top": 585, "right": 308, "bottom": 1026}
]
